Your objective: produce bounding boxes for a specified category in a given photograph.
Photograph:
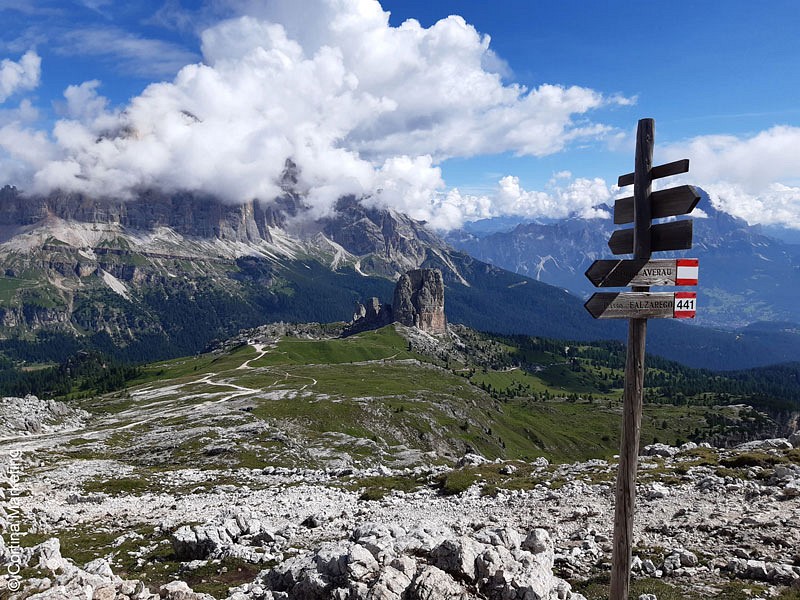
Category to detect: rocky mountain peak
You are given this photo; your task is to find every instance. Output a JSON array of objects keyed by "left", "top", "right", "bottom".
[
  {"left": 0, "top": 156, "right": 448, "bottom": 281},
  {"left": 323, "top": 197, "right": 446, "bottom": 275},
  {"left": 0, "top": 187, "right": 292, "bottom": 244},
  {"left": 279, "top": 157, "right": 300, "bottom": 192}
]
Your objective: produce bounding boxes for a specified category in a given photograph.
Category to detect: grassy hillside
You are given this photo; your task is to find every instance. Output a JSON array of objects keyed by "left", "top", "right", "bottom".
[{"left": 27, "top": 324, "right": 780, "bottom": 485}]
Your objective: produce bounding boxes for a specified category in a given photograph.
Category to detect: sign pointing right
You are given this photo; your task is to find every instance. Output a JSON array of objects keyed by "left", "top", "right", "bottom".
[{"left": 613, "top": 185, "right": 700, "bottom": 225}]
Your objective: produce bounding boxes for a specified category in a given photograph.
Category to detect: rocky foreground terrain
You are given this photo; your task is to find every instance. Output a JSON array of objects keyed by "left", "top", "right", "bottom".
[{"left": 3, "top": 412, "right": 800, "bottom": 599}]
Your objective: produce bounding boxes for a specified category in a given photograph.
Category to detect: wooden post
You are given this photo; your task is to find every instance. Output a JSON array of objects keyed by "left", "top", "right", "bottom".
[
  {"left": 585, "top": 119, "right": 698, "bottom": 595},
  {"left": 633, "top": 119, "right": 654, "bottom": 261},
  {"left": 609, "top": 118, "right": 654, "bottom": 600}
]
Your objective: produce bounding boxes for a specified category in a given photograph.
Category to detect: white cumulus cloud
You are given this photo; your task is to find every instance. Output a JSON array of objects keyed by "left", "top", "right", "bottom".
[
  {"left": 0, "top": 0, "right": 627, "bottom": 222},
  {"left": 664, "top": 126, "right": 800, "bottom": 228},
  {"left": 0, "top": 50, "right": 40, "bottom": 103},
  {"left": 393, "top": 173, "right": 615, "bottom": 231},
  {"left": 495, "top": 174, "right": 613, "bottom": 221}
]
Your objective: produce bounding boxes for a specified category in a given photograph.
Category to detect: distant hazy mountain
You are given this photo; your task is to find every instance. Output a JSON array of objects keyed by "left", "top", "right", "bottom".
[
  {"left": 445, "top": 189, "right": 800, "bottom": 330},
  {"left": 761, "top": 224, "right": 800, "bottom": 245}
]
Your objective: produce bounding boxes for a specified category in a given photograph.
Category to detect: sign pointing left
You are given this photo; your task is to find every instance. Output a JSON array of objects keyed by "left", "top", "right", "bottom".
[
  {"left": 584, "top": 291, "right": 697, "bottom": 319},
  {"left": 585, "top": 258, "right": 699, "bottom": 288},
  {"left": 608, "top": 220, "right": 693, "bottom": 255}
]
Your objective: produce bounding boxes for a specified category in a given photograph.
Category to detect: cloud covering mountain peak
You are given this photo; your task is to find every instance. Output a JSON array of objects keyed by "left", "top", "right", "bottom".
[{"left": 0, "top": 0, "right": 625, "bottom": 228}]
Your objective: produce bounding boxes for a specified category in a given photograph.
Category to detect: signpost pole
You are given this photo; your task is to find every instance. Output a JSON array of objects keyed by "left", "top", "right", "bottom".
[
  {"left": 610, "top": 118, "right": 654, "bottom": 600},
  {"left": 582, "top": 117, "right": 698, "bottom": 597}
]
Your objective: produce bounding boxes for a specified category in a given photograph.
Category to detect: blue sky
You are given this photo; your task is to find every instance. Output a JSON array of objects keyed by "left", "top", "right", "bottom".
[
  {"left": 0, "top": 0, "right": 799, "bottom": 229},
  {"left": 382, "top": 0, "right": 800, "bottom": 190}
]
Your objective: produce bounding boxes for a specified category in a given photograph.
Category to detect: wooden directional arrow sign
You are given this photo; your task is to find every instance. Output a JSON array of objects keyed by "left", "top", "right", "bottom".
[
  {"left": 613, "top": 185, "right": 701, "bottom": 225},
  {"left": 608, "top": 219, "right": 693, "bottom": 255},
  {"left": 618, "top": 158, "right": 689, "bottom": 187},
  {"left": 585, "top": 258, "right": 699, "bottom": 288},
  {"left": 584, "top": 291, "right": 696, "bottom": 319}
]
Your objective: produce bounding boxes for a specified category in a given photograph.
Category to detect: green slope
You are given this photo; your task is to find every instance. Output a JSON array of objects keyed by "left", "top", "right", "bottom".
[{"left": 31, "top": 325, "right": 778, "bottom": 478}]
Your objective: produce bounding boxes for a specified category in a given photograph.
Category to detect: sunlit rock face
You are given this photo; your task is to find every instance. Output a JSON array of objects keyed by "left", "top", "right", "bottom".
[{"left": 393, "top": 269, "right": 446, "bottom": 334}]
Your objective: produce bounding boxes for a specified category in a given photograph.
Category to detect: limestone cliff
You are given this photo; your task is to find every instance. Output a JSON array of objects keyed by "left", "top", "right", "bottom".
[
  {"left": 0, "top": 185, "right": 302, "bottom": 245},
  {"left": 346, "top": 269, "right": 446, "bottom": 336},
  {"left": 393, "top": 269, "right": 447, "bottom": 334}
]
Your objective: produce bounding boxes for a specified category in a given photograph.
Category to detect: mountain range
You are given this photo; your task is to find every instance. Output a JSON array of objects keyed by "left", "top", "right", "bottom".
[
  {"left": 446, "top": 189, "right": 800, "bottom": 330},
  {"left": 1, "top": 174, "right": 800, "bottom": 371}
]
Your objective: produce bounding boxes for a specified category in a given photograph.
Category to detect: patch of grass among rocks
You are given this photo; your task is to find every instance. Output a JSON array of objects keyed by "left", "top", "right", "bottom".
[
  {"left": 436, "top": 469, "right": 479, "bottom": 496},
  {"left": 354, "top": 474, "right": 427, "bottom": 501},
  {"left": 434, "top": 461, "right": 548, "bottom": 496},
  {"left": 721, "top": 451, "right": 787, "bottom": 468},
  {"left": 181, "top": 558, "right": 266, "bottom": 598},
  {"left": 82, "top": 474, "right": 154, "bottom": 496},
  {"left": 574, "top": 575, "right": 777, "bottom": 600}
]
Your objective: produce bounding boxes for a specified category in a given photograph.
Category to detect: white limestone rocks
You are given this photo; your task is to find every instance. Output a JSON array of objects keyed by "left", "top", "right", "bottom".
[
  {"left": 0, "top": 395, "right": 89, "bottom": 437},
  {"left": 256, "top": 524, "right": 583, "bottom": 600}
]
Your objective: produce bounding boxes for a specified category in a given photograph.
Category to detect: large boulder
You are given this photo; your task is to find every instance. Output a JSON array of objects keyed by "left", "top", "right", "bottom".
[
  {"left": 431, "top": 537, "right": 483, "bottom": 581},
  {"left": 736, "top": 438, "right": 792, "bottom": 451},
  {"left": 407, "top": 566, "right": 469, "bottom": 600}
]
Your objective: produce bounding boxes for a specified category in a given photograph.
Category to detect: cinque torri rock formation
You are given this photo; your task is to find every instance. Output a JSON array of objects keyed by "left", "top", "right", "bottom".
[
  {"left": 348, "top": 268, "right": 447, "bottom": 335},
  {"left": 392, "top": 269, "right": 447, "bottom": 334}
]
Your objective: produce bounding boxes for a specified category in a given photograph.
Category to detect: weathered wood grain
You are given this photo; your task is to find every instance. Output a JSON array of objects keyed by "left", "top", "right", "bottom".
[
  {"left": 608, "top": 219, "right": 693, "bottom": 255},
  {"left": 614, "top": 185, "right": 700, "bottom": 225}
]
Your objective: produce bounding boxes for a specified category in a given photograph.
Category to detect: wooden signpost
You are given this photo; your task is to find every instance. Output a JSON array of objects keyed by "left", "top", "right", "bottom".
[
  {"left": 585, "top": 258, "right": 699, "bottom": 288},
  {"left": 585, "top": 291, "right": 697, "bottom": 319},
  {"left": 613, "top": 184, "right": 700, "bottom": 224},
  {"left": 583, "top": 118, "right": 700, "bottom": 600}
]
